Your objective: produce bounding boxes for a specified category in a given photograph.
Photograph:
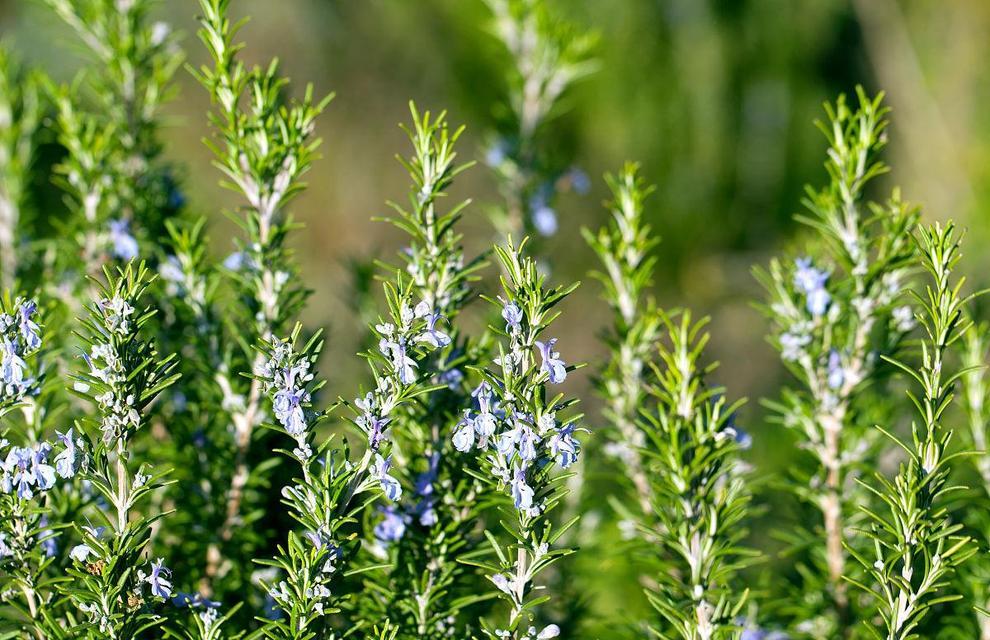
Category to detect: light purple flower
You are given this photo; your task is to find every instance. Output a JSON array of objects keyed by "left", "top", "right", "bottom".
[
  {"left": 70, "top": 543, "right": 94, "bottom": 562},
  {"left": 827, "top": 350, "right": 845, "bottom": 390},
  {"left": 109, "top": 219, "right": 139, "bottom": 261},
  {"left": 371, "top": 454, "right": 402, "bottom": 502},
  {"left": 55, "top": 429, "right": 79, "bottom": 478},
  {"left": 146, "top": 558, "right": 173, "bottom": 598},
  {"left": 793, "top": 257, "right": 830, "bottom": 316},
  {"left": 548, "top": 423, "right": 581, "bottom": 468},
  {"left": 510, "top": 466, "right": 534, "bottom": 511},
  {"left": 374, "top": 505, "right": 409, "bottom": 544},
  {"left": 452, "top": 411, "right": 475, "bottom": 452},
  {"left": 272, "top": 386, "right": 306, "bottom": 435},
  {"left": 535, "top": 338, "right": 567, "bottom": 384},
  {"left": 1, "top": 338, "right": 27, "bottom": 387},
  {"left": 31, "top": 443, "right": 56, "bottom": 491},
  {"left": 18, "top": 301, "right": 41, "bottom": 351},
  {"left": 417, "top": 311, "right": 451, "bottom": 349},
  {"left": 502, "top": 302, "right": 523, "bottom": 331},
  {"left": 532, "top": 205, "right": 558, "bottom": 237},
  {"left": 172, "top": 592, "right": 221, "bottom": 609}
]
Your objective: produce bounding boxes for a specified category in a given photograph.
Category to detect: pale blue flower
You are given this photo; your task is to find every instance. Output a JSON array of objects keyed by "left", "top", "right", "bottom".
[
  {"left": 793, "top": 258, "right": 828, "bottom": 293},
  {"left": 485, "top": 139, "right": 509, "bottom": 166},
  {"left": 532, "top": 205, "right": 558, "bottom": 237},
  {"left": 38, "top": 517, "right": 58, "bottom": 557},
  {"left": 827, "top": 350, "right": 845, "bottom": 390},
  {"left": 517, "top": 425, "right": 538, "bottom": 462},
  {"left": 223, "top": 251, "right": 247, "bottom": 270},
  {"left": 4, "top": 446, "right": 36, "bottom": 499},
  {"left": 793, "top": 257, "right": 830, "bottom": 316},
  {"left": 172, "top": 593, "right": 221, "bottom": 609},
  {"left": 806, "top": 287, "right": 831, "bottom": 317},
  {"left": 1, "top": 338, "right": 26, "bottom": 388},
  {"left": 31, "top": 443, "right": 56, "bottom": 491},
  {"left": 548, "top": 423, "right": 580, "bottom": 468},
  {"left": 417, "top": 311, "right": 451, "bottom": 348},
  {"left": 365, "top": 414, "right": 390, "bottom": 451},
  {"left": 510, "top": 466, "right": 534, "bottom": 511},
  {"left": 146, "top": 558, "right": 173, "bottom": 598},
  {"left": 438, "top": 367, "right": 464, "bottom": 389},
  {"left": 452, "top": 411, "right": 475, "bottom": 452},
  {"left": 374, "top": 505, "right": 408, "bottom": 544},
  {"left": 779, "top": 332, "right": 810, "bottom": 362},
  {"left": 272, "top": 385, "right": 306, "bottom": 435},
  {"left": 55, "top": 429, "right": 79, "bottom": 478},
  {"left": 0, "top": 533, "right": 12, "bottom": 557},
  {"left": 535, "top": 338, "right": 567, "bottom": 384},
  {"left": 109, "top": 219, "right": 139, "bottom": 261},
  {"left": 502, "top": 302, "right": 523, "bottom": 331},
  {"left": 18, "top": 301, "right": 41, "bottom": 351},
  {"left": 568, "top": 167, "right": 591, "bottom": 195},
  {"left": 70, "top": 543, "right": 94, "bottom": 562},
  {"left": 159, "top": 255, "right": 184, "bottom": 284},
  {"left": 371, "top": 454, "right": 402, "bottom": 502}
]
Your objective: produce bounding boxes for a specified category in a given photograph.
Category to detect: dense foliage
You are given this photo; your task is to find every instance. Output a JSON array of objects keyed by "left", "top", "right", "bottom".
[{"left": 0, "top": 2, "right": 988, "bottom": 640}]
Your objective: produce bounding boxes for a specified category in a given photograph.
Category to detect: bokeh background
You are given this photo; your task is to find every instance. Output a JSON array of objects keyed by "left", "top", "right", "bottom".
[{"left": 3, "top": 0, "right": 990, "bottom": 628}]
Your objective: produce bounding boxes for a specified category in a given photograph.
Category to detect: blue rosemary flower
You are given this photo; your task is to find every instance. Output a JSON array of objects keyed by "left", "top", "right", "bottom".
[
  {"left": 826, "top": 350, "right": 845, "bottom": 390},
  {"left": 109, "top": 219, "right": 139, "bottom": 261},
  {"left": 55, "top": 429, "right": 81, "bottom": 478},
  {"left": 502, "top": 301, "right": 523, "bottom": 332},
  {"left": 535, "top": 338, "right": 567, "bottom": 384},
  {"left": 510, "top": 465, "right": 534, "bottom": 511},
  {"left": 793, "top": 257, "right": 830, "bottom": 316},
  {"left": 416, "top": 308, "right": 452, "bottom": 349},
  {"left": 547, "top": 422, "right": 580, "bottom": 468},
  {"left": 452, "top": 410, "right": 475, "bottom": 452},
  {"left": 18, "top": 300, "right": 40, "bottom": 350},
  {"left": 532, "top": 204, "right": 558, "bottom": 237},
  {"left": 371, "top": 453, "right": 402, "bottom": 502},
  {"left": 373, "top": 505, "right": 409, "bottom": 544},
  {"left": 145, "top": 558, "right": 173, "bottom": 599}
]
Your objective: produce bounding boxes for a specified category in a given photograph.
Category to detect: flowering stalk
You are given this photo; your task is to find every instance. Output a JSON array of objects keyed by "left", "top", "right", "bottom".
[
  {"left": 457, "top": 238, "right": 581, "bottom": 639},
  {"left": 62, "top": 263, "right": 180, "bottom": 638},
  {"left": 257, "top": 272, "right": 450, "bottom": 638},
  {"left": 639, "top": 311, "right": 751, "bottom": 639},
  {"left": 0, "top": 296, "right": 79, "bottom": 639},
  {"left": 46, "top": 0, "right": 183, "bottom": 281},
  {"left": 0, "top": 48, "right": 42, "bottom": 291},
  {"left": 194, "top": 0, "right": 331, "bottom": 590},
  {"left": 757, "top": 88, "right": 918, "bottom": 636},
  {"left": 848, "top": 222, "right": 976, "bottom": 639},
  {"left": 583, "top": 162, "right": 660, "bottom": 518},
  {"left": 482, "top": 0, "right": 596, "bottom": 241},
  {"left": 358, "top": 104, "right": 489, "bottom": 638}
]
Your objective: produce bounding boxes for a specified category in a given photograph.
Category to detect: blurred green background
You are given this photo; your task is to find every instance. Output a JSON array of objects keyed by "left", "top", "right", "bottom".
[
  {"left": 3, "top": 0, "right": 987, "bottom": 406},
  {"left": 3, "top": 0, "right": 990, "bottom": 627}
]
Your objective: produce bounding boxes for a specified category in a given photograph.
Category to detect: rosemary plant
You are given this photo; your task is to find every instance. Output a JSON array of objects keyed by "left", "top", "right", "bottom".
[
  {"left": 356, "top": 104, "right": 489, "bottom": 638},
  {"left": 456, "top": 237, "right": 581, "bottom": 639},
  {"left": 482, "top": 0, "right": 597, "bottom": 244},
  {"left": 192, "top": 0, "right": 330, "bottom": 597},
  {"left": 2, "top": 2, "right": 990, "bottom": 638},
  {"left": 757, "top": 88, "right": 918, "bottom": 638},
  {"left": 0, "top": 47, "right": 42, "bottom": 291},
  {"left": 584, "top": 162, "right": 660, "bottom": 519},
  {"left": 848, "top": 222, "right": 976, "bottom": 640}
]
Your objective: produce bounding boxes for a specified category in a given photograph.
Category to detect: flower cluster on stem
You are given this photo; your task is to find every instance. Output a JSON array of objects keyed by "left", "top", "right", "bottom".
[
  {"left": 458, "top": 238, "right": 581, "bottom": 639},
  {"left": 757, "top": 88, "right": 918, "bottom": 636}
]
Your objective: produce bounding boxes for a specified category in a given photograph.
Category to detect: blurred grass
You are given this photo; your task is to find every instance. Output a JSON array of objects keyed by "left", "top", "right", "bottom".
[{"left": 3, "top": 0, "right": 990, "bottom": 629}]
